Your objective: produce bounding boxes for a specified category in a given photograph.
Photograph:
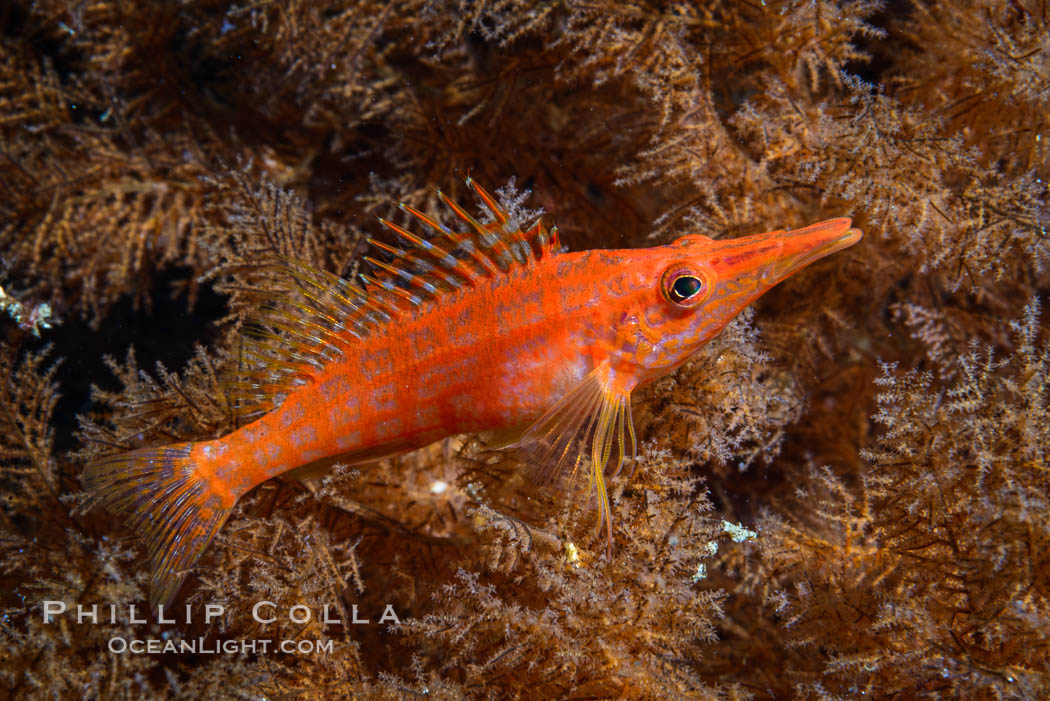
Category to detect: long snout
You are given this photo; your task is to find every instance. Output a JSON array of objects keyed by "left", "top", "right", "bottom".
[{"left": 707, "top": 218, "right": 863, "bottom": 285}]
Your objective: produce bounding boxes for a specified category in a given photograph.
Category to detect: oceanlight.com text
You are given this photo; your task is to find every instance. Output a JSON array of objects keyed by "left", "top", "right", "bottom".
[{"left": 107, "top": 636, "right": 335, "bottom": 655}]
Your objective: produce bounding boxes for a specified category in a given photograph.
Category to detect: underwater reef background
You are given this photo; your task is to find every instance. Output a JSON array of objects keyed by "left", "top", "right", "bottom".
[{"left": 1, "top": 0, "right": 1048, "bottom": 698}]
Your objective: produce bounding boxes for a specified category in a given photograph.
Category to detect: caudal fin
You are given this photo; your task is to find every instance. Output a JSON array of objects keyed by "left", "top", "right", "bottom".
[{"left": 82, "top": 444, "right": 232, "bottom": 608}]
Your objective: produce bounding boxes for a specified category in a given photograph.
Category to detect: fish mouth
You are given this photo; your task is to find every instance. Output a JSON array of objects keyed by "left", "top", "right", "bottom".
[{"left": 766, "top": 218, "right": 863, "bottom": 282}]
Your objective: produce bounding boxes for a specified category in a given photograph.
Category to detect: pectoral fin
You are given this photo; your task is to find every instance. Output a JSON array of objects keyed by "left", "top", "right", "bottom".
[{"left": 511, "top": 364, "right": 636, "bottom": 544}]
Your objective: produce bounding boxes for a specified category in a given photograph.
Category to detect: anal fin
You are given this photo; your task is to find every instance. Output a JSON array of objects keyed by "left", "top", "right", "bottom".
[{"left": 282, "top": 440, "right": 418, "bottom": 482}]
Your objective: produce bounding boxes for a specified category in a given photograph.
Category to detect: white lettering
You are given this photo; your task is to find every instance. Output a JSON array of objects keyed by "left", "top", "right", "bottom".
[
  {"left": 108, "top": 636, "right": 127, "bottom": 653},
  {"left": 253, "top": 601, "right": 276, "bottom": 624},
  {"left": 43, "top": 600, "right": 66, "bottom": 623},
  {"left": 204, "top": 604, "right": 224, "bottom": 625},
  {"left": 321, "top": 604, "right": 341, "bottom": 624},
  {"left": 77, "top": 604, "right": 97, "bottom": 624},
  {"left": 378, "top": 605, "right": 401, "bottom": 625},
  {"left": 289, "top": 604, "right": 311, "bottom": 624},
  {"left": 157, "top": 604, "right": 174, "bottom": 624}
]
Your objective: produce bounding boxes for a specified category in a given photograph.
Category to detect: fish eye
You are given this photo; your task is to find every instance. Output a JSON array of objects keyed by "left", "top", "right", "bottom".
[
  {"left": 672, "top": 276, "right": 703, "bottom": 301},
  {"left": 661, "top": 267, "right": 709, "bottom": 307}
]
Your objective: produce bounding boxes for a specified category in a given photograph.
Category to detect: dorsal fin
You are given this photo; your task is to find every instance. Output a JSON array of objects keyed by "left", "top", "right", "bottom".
[
  {"left": 366, "top": 177, "right": 558, "bottom": 294},
  {"left": 229, "top": 178, "right": 559, "bottom": 417}
]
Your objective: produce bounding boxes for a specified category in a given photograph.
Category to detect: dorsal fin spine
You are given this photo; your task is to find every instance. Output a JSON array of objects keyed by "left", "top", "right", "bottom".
[
  {"left": 366, "top": 237, "right": 447, "bottom": 293},
  {"left": 298, "top": 314, "right": 353, "bottom": 349},
  {"left": 264, "top": 318, "right": 328, "bottom": 352},
  {"left": 358, "top": 273, "right": 406, "bottom": 315},
  {"left": 285, "top": 263, "right": 364, "bottom": 315},
  {"left": 456, "top": 239, "right": 501, "bottom": 277},
  {"left": 390, "top": 285, "right": 423, "bottom": 306},
  {"left": 396, "top": 204, "right": 446, "bottom": 236},
  {"left": 243, "top": 348, "right": 313, "bottom": 377},
  {"left": 437, "top": 190, "right": 512, "bottom": 274},
  {"left": 412, "top": 256, "right": 460, "bottom": 290},
  {"left": 368, "top": 269, "right": 424, "bottom": 307},
  {"left": 298, "top": 264, "right": 393, "bottom": 329},
  {"left": 364, "top": 255, "right": 407, "bottom": 281},
  {"left": 438, "top": 189, "right": 485, "bottom": 234},
  {"left": 365, "top": 255, "right": 439, "bottom": 299},
  {"left": 367, "top": 237, "right": 406, "bottom": 258},
  {"left": 364, "top": 255, "right": 423, "bottom": 288},
  {"left": 528, "top": 221, "right": 550, "bottom": 257},
  {"left": 464, "top": 177, "right": 509, "bottom": 226},
  {"left": 281, "top": 276, "right": 369, "bottom": 339},
  {"left": 379, "top": 216, "right": 478, "bottom": 285},
  {"left": 459, "top": 180, "right": 531, "bottom": 269},
  {"left": 264, "top": 301, "right": 352, "bottom": 352},
  {"left": 284, "top": 348, "right": 325, "bottom": 369}
]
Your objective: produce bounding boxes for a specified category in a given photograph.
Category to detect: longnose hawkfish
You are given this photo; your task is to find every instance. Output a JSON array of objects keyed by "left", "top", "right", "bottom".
[{"left": 83, "top": 178, "right": 862, "bottom": 607}]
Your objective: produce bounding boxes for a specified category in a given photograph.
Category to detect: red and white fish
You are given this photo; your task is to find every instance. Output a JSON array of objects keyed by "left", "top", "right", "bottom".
[{"left": 83, "top": 178, "right": 862, "bottom": 607}]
